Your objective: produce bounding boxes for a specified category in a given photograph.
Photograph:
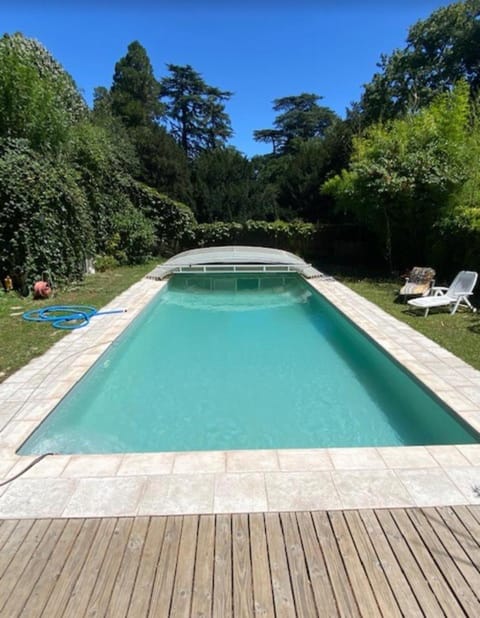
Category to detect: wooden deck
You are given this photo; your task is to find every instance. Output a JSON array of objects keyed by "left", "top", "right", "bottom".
[{"left": 0, "top": 506, "right": 479, "bottom": 617}]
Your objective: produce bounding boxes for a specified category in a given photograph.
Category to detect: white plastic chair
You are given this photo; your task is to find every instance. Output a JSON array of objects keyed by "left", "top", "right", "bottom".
[{"left": 407, "top": 270, "right": 478, "bottom": 316}]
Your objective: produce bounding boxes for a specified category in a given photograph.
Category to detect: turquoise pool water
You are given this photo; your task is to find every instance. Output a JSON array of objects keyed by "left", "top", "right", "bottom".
[{"left": 20, "top": 274, "right": 479, "bottom": 454}]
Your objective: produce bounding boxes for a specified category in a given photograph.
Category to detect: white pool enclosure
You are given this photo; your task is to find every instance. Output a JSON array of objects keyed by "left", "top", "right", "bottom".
[{"left": 147, "top": 246, "right": 323, "bottom": 280}]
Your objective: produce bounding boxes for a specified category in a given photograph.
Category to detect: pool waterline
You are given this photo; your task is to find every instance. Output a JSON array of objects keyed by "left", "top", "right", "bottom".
[{"left": 1, "top": 274, "right": 480, "bottom": 517}]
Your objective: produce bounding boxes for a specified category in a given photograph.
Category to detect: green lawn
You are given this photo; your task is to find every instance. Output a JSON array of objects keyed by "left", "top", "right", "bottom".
[
  {"left": 338, "top": 275, "right": 480, "bottom": 371},
  {"left": 0, "top": 261, "right": 158, "bottom": 383}
]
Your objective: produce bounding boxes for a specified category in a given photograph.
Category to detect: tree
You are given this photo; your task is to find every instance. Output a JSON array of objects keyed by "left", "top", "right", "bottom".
[
  {"left": 97, "top": 45, "right": 193, "bottom": 203},
  {"left": 323, "top": 83, "right": 470, "bottom": 269},
  {"left": 0, "top": 33, "right": 86, "bottom": 153},
  {"left": 160, "top": 64, "right": 233, "bottom": 157},
  {"left": 359, "top": 0, "right": 480, "bottom": 124},
  {"left": 191, "top": 147, "right": 274, "bottom": 222},
  {"left": 432, "top": 96, "right": 480, "bottom": 273},
  {"left": 130, "top": 124, "right": 193, "bottom": 205},
  {"left": 110, "top": 41, "right": 163, "bottom": 128},
  {"left": 276, "top": 139, "right": 337, "bottom": 221},
  {"left": 252, "top": 129, "right": 284, "bottom": 155},
  {"left": 254, "top": 93, "right": 338, "bottom": 154}
]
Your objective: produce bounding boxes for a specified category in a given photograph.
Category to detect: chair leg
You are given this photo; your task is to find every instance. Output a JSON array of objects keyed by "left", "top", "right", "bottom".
[
  {"left": 450, "top": 299, "right": 459, "bottom": 315},
  {"left": 463, "top": 297, "right": 476, "bottom": 312}
]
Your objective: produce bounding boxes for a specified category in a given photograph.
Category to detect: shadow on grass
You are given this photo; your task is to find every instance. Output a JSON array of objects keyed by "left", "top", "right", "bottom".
[{"left": 467, "top": 320, "right": 480, "bottom": 334}]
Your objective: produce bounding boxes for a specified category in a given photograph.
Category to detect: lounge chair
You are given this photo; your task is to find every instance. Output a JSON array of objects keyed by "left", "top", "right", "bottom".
[
  {"left": 407, "top": 270, "right": 478, "bottom": 316},
  {"left": 398, "top": 266, "right": 436, "bottom": 300}
]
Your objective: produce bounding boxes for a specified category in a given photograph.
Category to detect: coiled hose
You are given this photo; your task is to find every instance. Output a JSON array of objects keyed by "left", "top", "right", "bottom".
[{"left": 22, "top": 305, "right": 126, "bottom": 330}]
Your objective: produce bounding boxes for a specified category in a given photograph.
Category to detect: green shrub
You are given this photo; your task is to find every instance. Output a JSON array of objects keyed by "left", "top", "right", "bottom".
[
  {"left": 110, "top": 202, "right": 155, "bottom": 264},
  {"left": 0, "top": 138, "right": 93, "bottom": 281},
  {"left": 94, "top": 254, "right": 119, "bottom": 272},
  {"left": 129, "top": 183, "right": 196, "bottom": 255},
  {"left": 188, "top": 220, "right": 315, "bottom": 256}
]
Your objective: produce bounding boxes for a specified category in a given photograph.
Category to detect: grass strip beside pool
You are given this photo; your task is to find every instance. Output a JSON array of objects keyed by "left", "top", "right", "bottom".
[
  {"left": 340, "top": 276, "right": 480, "bottom": 371},
  {"left": 0, "top": 261, "right": 157, "bottom": 382}
]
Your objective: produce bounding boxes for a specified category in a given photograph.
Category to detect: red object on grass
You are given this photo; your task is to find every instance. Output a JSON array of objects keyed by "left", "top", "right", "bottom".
[{"left": 33, "top": 280, "right": 52, "bottom": 299}]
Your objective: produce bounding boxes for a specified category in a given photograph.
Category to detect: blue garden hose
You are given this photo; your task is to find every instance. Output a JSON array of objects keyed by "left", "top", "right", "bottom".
[{"left": 22, "top": 305, "right": 126, "bottom": 330}]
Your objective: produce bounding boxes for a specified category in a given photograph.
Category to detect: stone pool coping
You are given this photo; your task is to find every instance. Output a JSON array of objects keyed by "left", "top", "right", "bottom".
[{"left": 0, "top": 275, "right": 479, "bottom": 518}]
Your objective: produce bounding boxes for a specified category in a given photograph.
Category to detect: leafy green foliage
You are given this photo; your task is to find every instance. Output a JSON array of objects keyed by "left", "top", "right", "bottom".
[
  {"left": 0, "top": 34, "right": 197, "bottom": 285},
  {"left": 359, "top": 0, "right": 480, "bottom": 123},
  {"left": 129, "top": 124, "right": 193, "bottom": 204},
  {"left": 192, "top": 147, "right": 271, "bottom": 222},
  {"left": 0, "top": 138, "right": 93, "bottom": 281},
  {"left": 110, "top": 41, "right": 163, "bottom": 127},
  {"left": 324, "top": 83, "right": 471, "bottom": 269},
  {"left": 128, "top": 183, "right": 196, "bottom": 255},
  {"left": 160, "top": 64, "right": 233, "bottom": 157},
  {"left": 254, "top": 93, "right": 339, "bottom": 154},
  {"left": 109, "top": 202, "right": 156, "bottom": 264},
  {"left": 275, "top": 139, "right": 337, "bottom": 221},
  {"left": 0, "top": 33, "right": 86, "bottom": 153},
  {"left": 191, "top": 220, "right": 315, "bottom": 256}
]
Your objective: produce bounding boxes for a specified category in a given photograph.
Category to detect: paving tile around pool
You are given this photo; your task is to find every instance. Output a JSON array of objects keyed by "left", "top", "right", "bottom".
[
  {"left": 266, "top": 471, "right": 341, "bottom": 511},
  {"left": 214, "top": 473, "right": 268, "bottom": 513},
  {"left": 0, "top": 274, "right": 479, "bottom": 518},
  {"left": 394, "top": 468, "right": 467, "bottom": 507},
  {"left": 62, "top": 477, "right": 145, "bottom": 518}
]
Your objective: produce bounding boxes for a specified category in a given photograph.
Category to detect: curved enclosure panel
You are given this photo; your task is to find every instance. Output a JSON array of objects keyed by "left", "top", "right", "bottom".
[{"left": 147, "top": 245, "right": 322, "bottom": 279}]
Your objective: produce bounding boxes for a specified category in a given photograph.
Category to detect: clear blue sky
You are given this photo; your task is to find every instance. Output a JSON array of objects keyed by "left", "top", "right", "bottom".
[{"left": 3, "top": 1, "right": 453, "bottom": 157}]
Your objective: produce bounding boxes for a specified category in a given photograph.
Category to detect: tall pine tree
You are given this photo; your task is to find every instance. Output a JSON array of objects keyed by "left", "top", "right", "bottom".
[{"left": 110, "top": 41, "right": 163, "bottom": 127}]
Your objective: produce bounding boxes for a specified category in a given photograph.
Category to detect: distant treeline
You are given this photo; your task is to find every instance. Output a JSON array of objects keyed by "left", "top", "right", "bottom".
[{"left": 1, "top": 0, "right": 480, "bottom": 283}]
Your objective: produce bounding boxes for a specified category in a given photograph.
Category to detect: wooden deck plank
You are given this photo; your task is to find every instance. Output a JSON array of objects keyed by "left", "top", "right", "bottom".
[
  {"left": 296, "top": 512, "right": 338, "bottom": 617},
  {"left": 106, "top": 516, "right": 150, "bottom": 618},
  {"left": 408, "top": 508, "right": 480, "bottom": 614},
  {"left": 375, "top": 509, "right": 445, "bottom": 617},
  {"left": 466, "top": 505, "right": 480, "bottom": 525},
  {"left": 127, "top": 517, "right": 167, "bottom": 618},
  {"left": 265, "top": 512, "right": 296, "bottom": 617},
  {"left": 169, "top": 515, "right": 198, "bottom": 617},
  {"left": 344, "top": 510, "right": 402, "bottom": 618},
  {"left": 0, "top": 519, "right": 34, "bottom": 578},
  {"left": 311, "top": 511, "right": 360, "bottom": 618},
  {"left": 84, "top": 517, "right": 134, "bottom": 617},
  {"left": 191, "top": 515, "right": 215, "bottom": 617},
  {"left": 41, "top": 518, "right": 101, "bottom": 618},
  {"left": 359, "top": 510, "right": 423, "bottom": 618},
  {"left": 455, "top": 506, "right": 480, "bottom": 545},
  {"left": 329, "top": 511, "right": 382, "bottom": 618},
  {"left": 249, "top": 513, "right": 275, "bottom": 617},
  {"left": 232, "top": 513, "right": 254, "bottom": 617},
  {"left": 0, "top": 519, "right": 67, "bottom": 617},
  {"left": 62, "top": 517, "right": 117, "bottom": 617},
  {"left": 390, "top": 509, "right": 467, "bottom": 616},
  {"left": 436, "top": 507, "right": 480, "bottom": 575},
  {"left": 280, "top": 512, "right": 318, "bottom": 617},
  {"left": 0, "top": 519, "right": 50, "bottom": 611},
  {"left": 434, "top": 507, "right": 480, "bottom": 596},
  {"left": 213, "top": 513, "right": 233, "bottom": 618},
  {"left": 148, "top": 515, "right": 183, "bottom": 617},
  {"left": 20, "top": 518, "right": 84, "bottom": 617},
  {"left": 0, "top": 519, "right": 20, "bottom": 553}
]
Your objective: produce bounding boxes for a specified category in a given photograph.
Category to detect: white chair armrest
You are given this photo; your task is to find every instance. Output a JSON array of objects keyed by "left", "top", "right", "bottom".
[{"left": 430, "top": 286, "right": 448, "bottom": 296}]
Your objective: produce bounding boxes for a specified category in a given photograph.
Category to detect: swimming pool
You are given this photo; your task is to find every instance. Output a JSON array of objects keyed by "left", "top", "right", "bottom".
[{"left": 19, "top": 273, "right": 479, "bottom": 454}]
